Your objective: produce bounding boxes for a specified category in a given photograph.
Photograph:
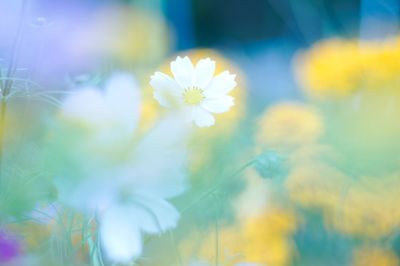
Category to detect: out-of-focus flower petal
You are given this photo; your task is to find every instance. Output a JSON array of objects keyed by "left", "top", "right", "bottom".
[
  {"left": 104, "top": 72, "right": 141, "bottom": 134},
  {"left": 193, "top": 108, "right": 215, "bottom": 127},
  {"left": 135, "top": 194, "right": 180, "bottom": 233},
  {"left": 100, "top": 205, "right": 142, "bottom": 263},
  {"left": 127, "top": 115, "right": 188, "bottom": 198},
  {"left": 150, "top": 72, "right": 183, "bottom": 107},
  {"left": 62, "top": 88, "right": 111, "bottom": 127}
]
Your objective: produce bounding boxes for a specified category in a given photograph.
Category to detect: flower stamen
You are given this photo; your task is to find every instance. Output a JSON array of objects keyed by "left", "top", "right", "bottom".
[{"left": 183, "top": 87, "right": 204, "bottom": 105}]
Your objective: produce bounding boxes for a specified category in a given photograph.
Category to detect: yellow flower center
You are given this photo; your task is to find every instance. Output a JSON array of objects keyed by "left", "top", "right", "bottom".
[{"left": 183, "top": 87, "right": 204, "bottom": 105}]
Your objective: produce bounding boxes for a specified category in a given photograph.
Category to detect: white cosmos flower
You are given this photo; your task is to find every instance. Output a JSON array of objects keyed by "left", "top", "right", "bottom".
[
  {"left": 62, "top": 72, "right": 140, "bottom": 153},
  {"left": 150, "top": 56, "right": 237, "bottom": 127},
  {"left": 58, "top": 73, "right": 188, "bottom": 263}
]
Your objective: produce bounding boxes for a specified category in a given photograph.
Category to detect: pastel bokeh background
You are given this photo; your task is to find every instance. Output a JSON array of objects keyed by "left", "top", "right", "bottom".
[{"left": 1, "top": 0, "right": 400, "bottom": 265}]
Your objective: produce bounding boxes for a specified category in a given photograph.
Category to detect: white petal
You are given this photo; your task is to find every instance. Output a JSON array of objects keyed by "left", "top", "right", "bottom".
[
  {"left": 124, "top": 116, "right": 188, "bottom": 198},
  {"left": 170, "top": 56, "right": 194, "bottom": 89},
  {"left": 124, "top": 204, "right": 160, "bottom": 234},
  {"left": 100, "top": 205, "right": 142, "bottom": 263},
  {"left": 183, "top": 106, "right": 196, "bottom": 124},
  {"left": 204, "top": 71, "right": 237, "bottom": 98},
  {"left": 201, "top": 96, "right": 234, "bottom": 114},
  {"left": 134, "top": 194, "right": 180, "bottom": 233},
  {"left": 150, "top": 72, "right": 183, "bottom": 108},
  {"left": 105, "top": 72, "right": 141, "bottom": 134},
  {"left": 193, "top": 107, "right": 215, "bottom": 127},
  {"left": 193, "top": 58, "right": 215, "bottom": 88},
  {"left": 150, "top": 72, "right": 181, "bottom": 94},
  {"left": 62, "top": 88, "right": 111, "bottom": 127},
  {"left": 57, "top": 174, "right": 118, "bottom": 212},
  {"left": 153, "top": 90, "right": 171, "bottom": 108}
]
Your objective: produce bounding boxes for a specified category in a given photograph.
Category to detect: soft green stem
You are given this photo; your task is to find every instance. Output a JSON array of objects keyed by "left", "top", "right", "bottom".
[
  {"left": 4, "top": 0, "right": 28, "bottom": 95},
  {"left": 169, "top": 230, "right": 183, "bottom": 266},
  {"left": 0, "top": 99, "right": 7, "bottom": 189},
  {"left": 181, "top": 159, "right": 256, "bottom": 215},
  {"left": 0, "top": 0, "right": 28, "bottom": 190},
  {"left": 215, "top": 210, "right": 219, "bottom": 266}
]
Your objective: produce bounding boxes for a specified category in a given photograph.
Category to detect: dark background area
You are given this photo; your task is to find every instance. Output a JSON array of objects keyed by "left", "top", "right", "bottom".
[{"left": 190, "top": 0, "right": 361, "bottom": 47}]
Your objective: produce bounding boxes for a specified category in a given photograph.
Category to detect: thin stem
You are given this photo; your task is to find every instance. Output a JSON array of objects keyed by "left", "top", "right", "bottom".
[
  {"left": 169, "top": 230, "right": 183, "bottom": 266},
  {"left": 213, "top": 192, "right": 222, "bottom": 266},
  {"left": 0, "top": 99, "right": 7, "bottom": 189},
  {"left": 215, "top": 212, "right": 219, "bottom": 266},
  {"left": 0, "top": 68, "right": 3, "bottom": 91},
  {"left": 4, "top": 0, "right": 28, "bottom": 95},
  {"left": 0, "top": 0, "right": 28, "bottom": 190},
  {"left": 181, "top": 159, "right": 255, "bottom": 215}
]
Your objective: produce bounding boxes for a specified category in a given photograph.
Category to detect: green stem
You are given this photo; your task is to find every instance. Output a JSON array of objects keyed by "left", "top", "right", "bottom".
[
  {"left": 181, "top": 159, "right": 255, "bottom": 215},
  {"left": 169, "top": 230, "right": 183, "bottom": 266},
  {"left": 0, "top": 99, "right": 7, "bottom": 189},
  {"left": 215, "top": 207, "right": 219, "bottom": 266},
  {"left": 4, "top": 0, "right": 28, "bottom": 95},
  {"left": 0, "top": 0, "right": 28, "bottom": 190}
]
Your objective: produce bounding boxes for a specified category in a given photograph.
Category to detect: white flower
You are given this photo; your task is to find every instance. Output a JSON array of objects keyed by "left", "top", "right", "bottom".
[
  {"left": 150, "top": 56, "right": 237, "bottom": 127},
  {"left": 58, "top": 73, "right": 188, "bottom": 263},
  {"left": 100, "top": 194, "right": 180, "bottom": 262},
  {"left": 62, "top": 72, "right": 140, "bottom": 153},
  {"left": 97, "top": 117, "right": 187, "bottom": 263}
]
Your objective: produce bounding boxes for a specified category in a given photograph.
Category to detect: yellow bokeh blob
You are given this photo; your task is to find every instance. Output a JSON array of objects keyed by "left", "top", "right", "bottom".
[
  {"left": 352, "top": 247, "right": 399, "bottom": 266},
  {"left": 256, "top": 102, "right": 323, "bottom": 153},
  {"left": 295, "top": 37, "right": 400, "bottom": 100},
  {"left": 329, "top": 174, "right": 400, "bottom": 238},
  {"left": 286, "top": 162, "right": 349, "bottom": 214},
  {"left": 180, "top": 207, "right": 297, "bottom": 266}
]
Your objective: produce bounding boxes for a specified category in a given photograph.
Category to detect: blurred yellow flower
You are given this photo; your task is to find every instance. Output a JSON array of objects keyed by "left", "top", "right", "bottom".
[
  {"left": 241, "top": 208, "right": 297, "bottom": 266},
  {"left": 71, "top": 5, "right": 170, "bottom": 66},
  {"left": 328, "top": 174, "right": 400, "bottom": 238},
  {"left": 256, "top": 102, "right": 323, "bottom": 152},
  {"left": 180, "top": 207, "right": 297, "bottom": 266},
  {"left": 359, "top": 39, "right": 400, "bottom": 90},
  {"left": 352, "top": 247, "right": 398, "bottom": 266},
  {"left": 295, "top": 39, "right": 363, "bottom": 99},
  {"left": 286, "top": 162, "right": 349, "bottom": 214},
  {"left": 180, "top": 226, "right": 244, "bottom": 266},
  {"left": 235, "top": 169, "right": 271, "bottom": 219},
  {"left": 295, "top": 37, "right": 400, "bottom": 99},
  {"left": 287, "top": 144, "right": 338, "bottom": 167}
]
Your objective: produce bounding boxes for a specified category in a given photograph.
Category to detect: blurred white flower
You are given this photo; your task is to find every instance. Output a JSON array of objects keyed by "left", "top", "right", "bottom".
[
  {"left": 150, "top": 56, "right": 237, "bottom": 127},
  {"left": 62, "top": 72, "right": 140, "bottom": 142},
  {"left": 100, "top": 194, "right": 180, "bottom": 262},
  {"left": 58, "top": 73, "right": 188, "bottom": 263},
  {"left": 97, "top": 117, "right": 187, "bottom": 263}
]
